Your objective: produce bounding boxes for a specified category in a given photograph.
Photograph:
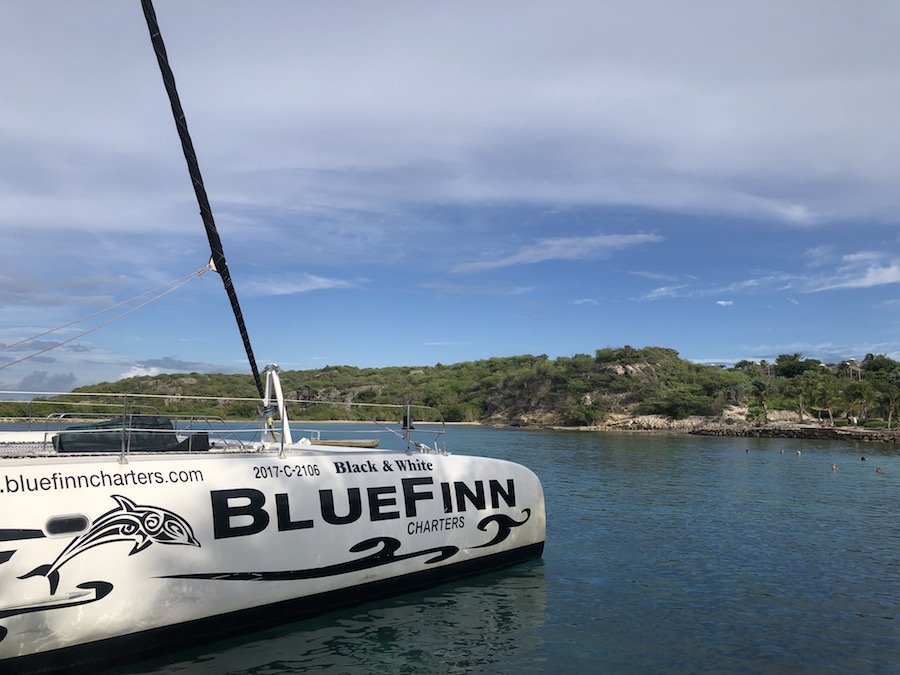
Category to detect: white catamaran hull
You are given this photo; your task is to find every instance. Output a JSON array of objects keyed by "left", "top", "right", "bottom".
[{"left": 0, "top": 446, "right": 545, "bottom": 671}]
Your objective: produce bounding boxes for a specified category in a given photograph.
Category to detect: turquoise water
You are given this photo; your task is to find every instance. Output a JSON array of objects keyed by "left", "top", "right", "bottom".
[{"left": 98, "top": 427, "right": 898, "bottom": 673}]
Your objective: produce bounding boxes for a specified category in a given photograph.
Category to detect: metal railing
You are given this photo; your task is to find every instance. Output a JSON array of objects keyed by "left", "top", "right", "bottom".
[{"left": 0, "top": 390, "right": 447, "bottom": 457}]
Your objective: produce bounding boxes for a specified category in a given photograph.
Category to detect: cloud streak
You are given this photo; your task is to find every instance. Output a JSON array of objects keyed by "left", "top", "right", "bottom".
[
  {"left": 644, "top": 249, "right": 900, "bottom": 301},
  {"left": 242, "top": 273, "right": 358, "bottom": 297},
  {"left": 811, "top": 258, "right": 900, "bottom": 292},
  {"left": 454, "top": 233, "right": 663, "bottom": 273}
]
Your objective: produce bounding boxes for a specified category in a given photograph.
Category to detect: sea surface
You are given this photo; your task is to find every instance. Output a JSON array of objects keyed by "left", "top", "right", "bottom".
[{"left": 83, "top": 426, "right": 897, "bottom": 673}]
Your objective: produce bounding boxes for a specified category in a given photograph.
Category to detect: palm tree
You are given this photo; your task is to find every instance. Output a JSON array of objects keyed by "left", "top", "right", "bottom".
[
  {"left": 871, "top": 369, "right": 900, "bottom": 429},
  {"left": 842, "top": 380, "right": 872, "bottom": 424},
  {"left": 815, "top": 374, "right": 842, "bottom": 426}
]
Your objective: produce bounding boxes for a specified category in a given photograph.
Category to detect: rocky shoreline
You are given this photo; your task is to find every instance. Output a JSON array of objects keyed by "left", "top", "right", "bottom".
[
  {"left": 568, "top": 408, "right": 900, "bottom": 444},
  {"left": 690, "top": 425, "right": 899, "bottom": 443}
]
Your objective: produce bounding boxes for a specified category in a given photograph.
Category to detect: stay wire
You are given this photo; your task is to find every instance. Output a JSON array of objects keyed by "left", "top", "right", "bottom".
[
  {"left": 0, "top": 266, "right": 208, "bottom": 371},
  {"left": 1, "top": 267, "right": 208, "bottom": 353}
]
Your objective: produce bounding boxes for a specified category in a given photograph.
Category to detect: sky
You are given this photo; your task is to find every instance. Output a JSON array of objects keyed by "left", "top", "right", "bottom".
[{"left": 1, "top": 0, "right": 900, "bottom": 392}]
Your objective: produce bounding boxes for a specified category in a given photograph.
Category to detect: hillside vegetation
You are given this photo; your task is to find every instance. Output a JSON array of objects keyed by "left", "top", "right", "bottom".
[{"left": 65, "top": 347, "right": 900, "bottom": 429}]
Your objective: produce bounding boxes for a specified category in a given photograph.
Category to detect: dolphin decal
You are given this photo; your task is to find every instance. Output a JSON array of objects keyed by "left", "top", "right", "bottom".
[{"left": 19, "top": 494, "right": 200, "bottom": 594}]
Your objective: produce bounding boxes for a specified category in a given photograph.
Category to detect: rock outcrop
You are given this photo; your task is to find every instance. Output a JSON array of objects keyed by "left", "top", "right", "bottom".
[{"left": 561, "top": 406, "right": 899, "bottom": 443}]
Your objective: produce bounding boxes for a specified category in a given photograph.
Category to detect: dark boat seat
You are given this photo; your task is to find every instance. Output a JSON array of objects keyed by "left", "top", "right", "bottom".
[{"left": 52, "top": 415, "right": 194, "bottom": 453}]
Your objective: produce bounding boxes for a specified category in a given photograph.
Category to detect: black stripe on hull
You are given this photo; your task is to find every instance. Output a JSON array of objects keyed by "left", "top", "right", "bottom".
[{"left": 3, "top": 541, "right": 543, "bottom": 674}]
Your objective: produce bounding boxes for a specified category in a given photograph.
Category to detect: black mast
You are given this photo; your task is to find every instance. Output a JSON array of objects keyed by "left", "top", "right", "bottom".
[{"left": 140, "top": 0, "right": 264, "bottom": 397}]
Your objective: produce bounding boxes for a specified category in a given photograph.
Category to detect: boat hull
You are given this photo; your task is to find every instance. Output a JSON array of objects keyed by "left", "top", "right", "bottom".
[{"left": 0, "top": 447, "right": 545, "bottom": 671}]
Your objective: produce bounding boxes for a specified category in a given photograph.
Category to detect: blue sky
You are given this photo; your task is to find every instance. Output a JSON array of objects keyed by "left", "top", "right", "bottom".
[{"left": 2, "top": 0, "right": 900, "bottom": 391}]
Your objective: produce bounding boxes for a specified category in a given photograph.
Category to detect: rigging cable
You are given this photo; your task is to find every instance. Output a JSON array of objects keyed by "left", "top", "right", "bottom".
[
  {"left": 0, "top": 266, "right": 208, "bottom": 371},
  {"left": 1, "top": 267, "right": 207, "bottom": 353}
]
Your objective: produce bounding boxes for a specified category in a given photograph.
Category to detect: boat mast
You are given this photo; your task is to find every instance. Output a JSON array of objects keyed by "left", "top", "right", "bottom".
[{"left": 140, "top": 0, "right": 264, "bottom": 398}]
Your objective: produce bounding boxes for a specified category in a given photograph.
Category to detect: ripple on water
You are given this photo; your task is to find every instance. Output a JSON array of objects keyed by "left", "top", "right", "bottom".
[{"left": 106, "top": 430, "right": 899, "bottom": 674}]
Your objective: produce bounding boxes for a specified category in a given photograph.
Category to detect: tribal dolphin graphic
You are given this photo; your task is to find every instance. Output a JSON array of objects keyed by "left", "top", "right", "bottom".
[{"left": 19, "top": 494, "right": 200, "bottom": 595}]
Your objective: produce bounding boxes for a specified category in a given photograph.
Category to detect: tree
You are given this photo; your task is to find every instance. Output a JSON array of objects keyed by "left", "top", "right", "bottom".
[
  {"left": 774, "top": 353, "right": 821, "bottom": 378},
  {"left": 795, "top": 370, "right": 821, "bottom": 422},
  {"left": 815, "top": 374, "right": 842, "bottom": 426},
  {"left": 842, "top": 380, "right": 872, "bottom": 423},
  {"left": 745, "top": 373, "right": 775, "bottom": 425},
  {"left": 870, "top": 368, "right": 900, "bottom": 430},
  {"left": 861, "top": 354, "right": 900, "bottom": 381}
]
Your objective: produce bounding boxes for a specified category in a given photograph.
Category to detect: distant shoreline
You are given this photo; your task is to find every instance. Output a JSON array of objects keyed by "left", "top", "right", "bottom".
[
  {"left": 692, "top": 424, "right": 899, "bottom": 443},
  {"left": 552, "top": 413, "right": 900, "bottom": 444},
  {"left": 4, "top": 415, "right": 896, "bottom": 443},
  {"left": 553, "top": 426, "right": 899, "bottom": 444}
]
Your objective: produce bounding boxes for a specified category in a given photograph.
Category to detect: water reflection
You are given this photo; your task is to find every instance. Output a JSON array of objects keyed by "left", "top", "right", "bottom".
[{"left": 118, "top": 563, "right": 547, "bottom": 674}]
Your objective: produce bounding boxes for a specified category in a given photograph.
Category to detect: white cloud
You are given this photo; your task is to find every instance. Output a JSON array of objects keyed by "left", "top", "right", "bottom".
[
  {"left": 419, "top": 282, "right": 534, "bottom": 297},
  {"left": 643, "top": 256, "right": 900, "bottom": 301},
  {"left": 118, "top": 366, "right": 162, "bottom": 380},
  {"left": 242, "top": 274, "right": 357, "bottom": 297},
  {"left": 454, "top": 233, "right": 662, "bottom": 273},
  {"left": 842, "top": 251, "right": 886, "bottom": 264},
  {"left": 642, "top": 272, "right": 797, "bottom": 300},
  {"left": 643, "top": 284, "right": 691, "bottom": 301},
  {"left": 812, "top": 261, "right": 900, "bottom": 291},
  {"left": 716, "top": 300, "right": 733, "bottom": 307},
  {"left": 6, "top": 1, "right": 897, "bottom": 262},
  {"left": 631, "top": 270, "right": 676, "bottom": 282}
]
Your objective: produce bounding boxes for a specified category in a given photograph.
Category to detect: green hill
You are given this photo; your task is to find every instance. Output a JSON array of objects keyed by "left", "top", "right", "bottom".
[{"left": 69, "top": 347, "right": 899, "bottom": 429}]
